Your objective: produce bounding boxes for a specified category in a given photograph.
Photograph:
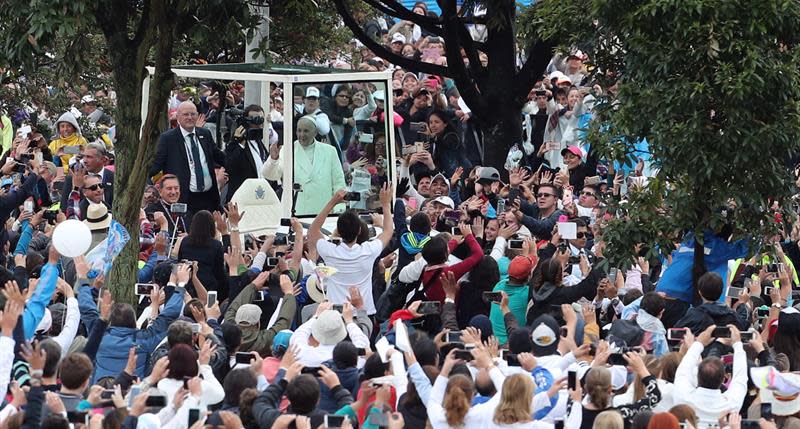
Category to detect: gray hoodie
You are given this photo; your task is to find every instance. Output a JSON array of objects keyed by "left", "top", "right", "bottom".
[{"left": 55, "top": 112, "right": 82, "bottom": 136}]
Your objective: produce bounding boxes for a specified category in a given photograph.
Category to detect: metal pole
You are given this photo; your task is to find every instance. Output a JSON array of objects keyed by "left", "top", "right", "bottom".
[{"left": 244, "top": 3, "right": 270, "bottom": 107}]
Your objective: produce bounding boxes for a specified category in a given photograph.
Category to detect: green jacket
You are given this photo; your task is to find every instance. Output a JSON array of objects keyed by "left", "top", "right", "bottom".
[
  {"left": 224, "top": 283, "right": 297, "bottom": 356},
  {"left": 489, "top": 279, "right": 529, "bottom": 345}
]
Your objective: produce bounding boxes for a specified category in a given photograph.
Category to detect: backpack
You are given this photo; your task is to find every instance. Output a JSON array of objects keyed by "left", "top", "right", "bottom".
[{"left": 374, "top": 266, "right": 443, "bottom": 323}]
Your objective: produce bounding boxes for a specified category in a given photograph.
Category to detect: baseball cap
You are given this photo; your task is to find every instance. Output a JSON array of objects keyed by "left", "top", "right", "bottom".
[
  {"left": 508, "top": 256, "right": 536, "bottom": 281},
  {"left": 80, "top": 95, "right": 96, "bottom": 104},
  {"left": 530, "top": 315, "right": 560, "bottom": 356},
  {"left": 235, "top": 304, "right": 262, "bottom": 326},
  {"left": 271, "top": 330, "right": 293, "bottom": 354},
  {"left": 549, "top": 71, "right": 571, "bottom": 85},
  {"left": 432, "top": 196, "right": 454, "bottom": 209},
  {"left": 431, "top": 173, "right": 450, "bottom": 188},
  {"left": 477, "top": 166, "right": 501, "bottom": 185},
  {"left": 561, "top": 146, "right": 584, "bottom": 159},
  {"left": 305, "top": 87, "right": 320, "bottom": 99},
  {"left": 373, "top": 90, "right": 385, "bottom": 101},
  {"left": 391, "top": 33, "right": 406, "bottom": 44}
]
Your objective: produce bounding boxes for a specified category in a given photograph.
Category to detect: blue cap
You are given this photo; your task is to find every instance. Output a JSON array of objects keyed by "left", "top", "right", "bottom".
[
  {"left": 272, "top": 330, "right": 293, "bottom": 354},
  {"left": 1, "top": 178, "right": 12, "bottom": 188}
]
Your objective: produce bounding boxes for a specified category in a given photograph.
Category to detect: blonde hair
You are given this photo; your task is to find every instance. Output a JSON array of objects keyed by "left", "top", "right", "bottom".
[
  {"left": 593, "top": 410, "right": 624, "bottom": 429},
  {"left": 443, "top": 374, "right": 474, "bottom": 427},
  {"left": 493, "top": 374, "right": 534, "bottom": 425},
  {"left": 634, "top": 354, "right": 661, "bottom": 402},
  {"left": 586, "top": 367, "right": 613, "bottom": 409}
]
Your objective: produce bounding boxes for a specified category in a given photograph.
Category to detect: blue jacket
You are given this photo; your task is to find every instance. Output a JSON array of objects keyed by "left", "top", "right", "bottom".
[
  {"left": 318, "top": 360, "right": 359, "bottom": 413},
  {"left": 656, "top": 231, "right": 749, "bottom": 304},
  {"left": 79, "top": 284, "right": 185, "bottom": 382},
  {"left": 23, "top": 262, "right": 58, "bottom": 340}
]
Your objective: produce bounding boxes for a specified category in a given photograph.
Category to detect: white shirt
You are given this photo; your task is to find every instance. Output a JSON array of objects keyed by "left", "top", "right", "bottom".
[
  {"left": 179, "top": 126, "right": 212, "bottom": 192},
  {"left": 246, "top": 140, "right": 267, "bottom": 179},
  {"left": 316, "top": 238, "right": 384, "bottom": 315},
  {"left": 289, "top": 316, "right": 370, "bottom": 366}
]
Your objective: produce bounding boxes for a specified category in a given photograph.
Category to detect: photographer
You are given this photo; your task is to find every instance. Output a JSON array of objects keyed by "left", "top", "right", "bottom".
[{"left": 225, "top": 104, "right": 277, "bottom": 202}]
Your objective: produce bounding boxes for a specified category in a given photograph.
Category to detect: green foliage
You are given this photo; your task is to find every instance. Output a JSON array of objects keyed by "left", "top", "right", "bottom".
[{"left": 541, "top": 0, "right": 800, "bottom": 268}]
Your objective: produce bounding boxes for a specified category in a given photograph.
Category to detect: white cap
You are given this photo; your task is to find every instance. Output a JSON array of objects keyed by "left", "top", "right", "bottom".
[
  {"left": 80, "top": 95, "right": 96, "bottom": 104},
  {"left": 391, "top": 33, "right": 406, "bottom": 44},
  {"left": 305, "top": 87, "right": 320, "bottom": 98},
  {"left": 432, "top": 196, "right": 454, "bottom": 209},
  {"left": 373, "top": 90, "right": 385, "bottom": 101}
]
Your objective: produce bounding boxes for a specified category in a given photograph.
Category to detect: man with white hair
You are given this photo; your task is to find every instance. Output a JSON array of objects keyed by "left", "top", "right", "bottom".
[{"left": 263, "top": 116, "right": 346, "bottom": 215}]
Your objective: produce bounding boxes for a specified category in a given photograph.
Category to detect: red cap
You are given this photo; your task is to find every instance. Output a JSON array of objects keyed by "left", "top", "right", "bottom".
[{"left": 508, "top": 255, "right": 536, "bottom": 280}]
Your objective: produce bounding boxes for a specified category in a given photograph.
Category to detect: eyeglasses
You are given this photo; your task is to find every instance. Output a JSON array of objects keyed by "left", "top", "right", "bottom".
[
  {"left": 537, "top": 192, "right": 555, "bottom": 198},
  {"left": 581, "top": 192, "right": 596, "bottom": 197},
  {"left": 85, "top": 184, "right": 104, "bottom": 191}
]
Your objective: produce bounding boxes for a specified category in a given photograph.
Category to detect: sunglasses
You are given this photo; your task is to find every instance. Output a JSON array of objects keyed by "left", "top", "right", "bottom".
[
  {"left": 537, "top": 192, "right": 555, "bottom": 198},
  {"left": 85, "top": 184, "right": 104, "bottom": 191},
  {"left": 576, "top": 232, "right": 592, "bottom": 239},
  {"left": 581, "top": 192, "right": 596, "bottom": 197}
]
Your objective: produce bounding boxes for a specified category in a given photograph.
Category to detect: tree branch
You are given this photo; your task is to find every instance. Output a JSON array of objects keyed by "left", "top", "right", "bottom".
[
  {"left": 332, "top": 0, "right": 451, "bottom": 77},
  {"left": 440, "top": 0, "right": 488, "bottom": 117},
  {"left": 131, "top": 0, "right": 152, "bottom": 47},
  {"left": 363, "top": 0, "right": 443, "bottom": 36},
  {"left": 514, "top": 38, "right": 557, "bottom": 96},
  {"left": 455, "top": 19, "right": 485, "bottom": 78}
]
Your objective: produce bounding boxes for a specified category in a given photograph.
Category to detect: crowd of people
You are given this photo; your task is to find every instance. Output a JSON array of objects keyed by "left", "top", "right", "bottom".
[{"left": 0, "top": 2, "right": 797, "bottom": 429}]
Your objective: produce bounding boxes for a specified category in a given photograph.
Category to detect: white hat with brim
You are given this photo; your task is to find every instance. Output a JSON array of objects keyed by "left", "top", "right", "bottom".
[
  {"left": 305, "top": 275, "right": 327, "bottom": 304},
  {"left": 312, "top": 310, "right": 347, "bottom": 345},
  {"left": 84, "top": 203, "right": 112, "bottom": 231},
  {"left": 752, "top": 366, "right": 800, "bottom": 416}
]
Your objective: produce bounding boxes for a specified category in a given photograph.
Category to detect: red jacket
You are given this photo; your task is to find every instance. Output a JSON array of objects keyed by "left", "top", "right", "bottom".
[{"left": 422, "top": 234, "right": 483, "bottom": 303}]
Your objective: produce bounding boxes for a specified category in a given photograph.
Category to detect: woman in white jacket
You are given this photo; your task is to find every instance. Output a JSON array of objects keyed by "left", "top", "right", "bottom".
[{"left": 156, "top": 341, "right": 225, "bottom": 407}]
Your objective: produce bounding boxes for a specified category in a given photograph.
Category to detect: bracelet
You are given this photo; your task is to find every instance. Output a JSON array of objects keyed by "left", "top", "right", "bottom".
[
  {"left": 230, "top": 227, "right": 239, "bottom": 233},
  {"left": 30, "top": 369, "right": 43, "bottom": 377}
]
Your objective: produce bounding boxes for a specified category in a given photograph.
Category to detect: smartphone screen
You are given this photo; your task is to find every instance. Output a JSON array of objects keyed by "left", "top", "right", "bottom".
[
  {"left": 445, "top": 331, "right": 462, "bottom": 343},
  {"left": 207, "top": 291, "right": 217, "bottom": 307},
  {"left": 568, "top": 370, "right": 577, "bottom": 390},
  {"left": 712, "top": 326, "right": 732, "bottom": 338},
  {"left": 188, "top": 408, "right": 201, "bottom": 427},
  {"left": 418, "top": 301, "right": 441, "bottom": 315},
  {"left": 135, "top": 283, "right": 155, "bottom": 296},
  {"left": 667, "top": 328, "right": 687, "bottom": 341},
  {"left": 235, "top": 352, "right": 253, "bottom": 365}
]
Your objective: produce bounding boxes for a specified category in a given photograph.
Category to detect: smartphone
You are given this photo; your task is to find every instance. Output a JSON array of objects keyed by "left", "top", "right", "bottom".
[
  {"left": 343, "top": 191, "right": 361, "bottom": 201},
  {"left": 409, "top": 122, "right": 426, "bottom": 132},
  {"left": 667, "top": 328, "right": 688, "bottom": 341},
  {"left": 207, "top": 291, "right": 217, "bottom": 307},
  {"left": 128, "top": 385, "right": 141, "bottom": 406},
  {"left": 332, "top": 304, "right": 344, "bottom": 313},
  {"left": 280, "top": 218, "right": 291, "bottom": 227},
  {"left": 170, "top": 203, "right": 188, "bottom": 214},
  {"left": 359, "top": 133, "right": 374, "bottom": 144},
  {"left": 266, "top": 257, "right": 280, "bottom": 267},
  {"left": 608, "top": 267, "right": 619, "bottom": 284},
  {"left": 145, "top": 395, "right": 167, "bottom": 407},
  {"left": 101, "top": 389, "right": 114, "bottom": 399},
  {"left": 451, "top": 227, "right": 462, "bottom": 236},
  {"left": 497, "top": 199, "right": 506, "bottom": 213},
  {"left": 712, "top": 326, "right": 732, "bottom": 338},
  {"left": 742, "top": 420, "right": 763, "bottom": 429},
  {"left": 741, "top": 331, "right": 754, "bottom": 342},
  {"left": 329, "top": 237, "right": 342, "bottom": 245},
  {"left": 482, "top": 291, "right": 502, "bottom": 303},
  {"left": 359, "top": 213, "right": 373, "bottom": 224},
  {"left": 502, "top": 351, "right": 520, "bottom": 367},
  {"left": 135, "top": 283, "right": 156, "bottom": 296},
  {"left": 764, "top": 286, "right": 776, "bottom": 296},
  {"left": 188, "top": 408, "right": 201, "bottom": 427},
  {"left": 253, "top": 290, "right": 265, "bottom": 302},
  {"left": 18, "top": 125, "right": 31, "bottom": 139},
  {"left": 23, "top": 200, "right": 33, "bottom": 213},
  {"left": 728, "top": 286, "right": 743, "bottom": 297},
  {"left": 183, "top": 376, "right": 191, "bottom": 390},
  {"left": 453, "top": 349, "right": 474, "bottom": 361},
  {"left": 66, "top": 411, "right": 88, "bottom": 423},
  {"left": 508, "top": 239, "right": 524, "bottom": 249},
  {"left": 608, "top": 353, "right": 627, "bottom": 366},
  {"left": 568, "top": 370, "right": 577, "bottom": 389},
  {"left": 417, "top": 301, "right": 441, "bottom": 315},
  {"left": 585, "top": 176, "right": 602, "bottom": 186},
  {"left": 191, "top": 323, "right": 201, "bottom": 334},
  {"left": 756, "top": 307, "right": 770, "bottom": 318},
  {"left": 301, "top": 366, "right": 322, "bottom": 375},
  {"left": 761, "top": 402, "right": 773, "bottom": 420},
  {"left": 401, "top": 144, "right": 419, "bottom": 156},
  {"left": 445, "top": 331, "right": 462, "bottom": 343},
  {"left": 63, "top": 145, "right": 81, "bottom": 155},
  {"left": 767, "top": 263, "right": 784, "bottom": 273},
  {"left": 274, "top": 235, "right": 289, "bottom": 246},
  {"left": 235, "top": 352, "right": 253, "bottom": 365},
  {"left": 325, "top": 414, "right": 346, "bottom": 428}
]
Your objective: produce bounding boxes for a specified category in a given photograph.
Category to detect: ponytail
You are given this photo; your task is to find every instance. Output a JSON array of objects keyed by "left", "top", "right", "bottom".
[{"left": 443, "top": 375, "right": 474, "bottom": 427}]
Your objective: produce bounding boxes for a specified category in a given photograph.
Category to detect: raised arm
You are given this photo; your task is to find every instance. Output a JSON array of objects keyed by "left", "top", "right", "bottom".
[
  {"left": 376, "top": 183, "right": 394, "bottom": 247},
  {"left": 308, "top": 189, "right": 347, "bottom": 248}
]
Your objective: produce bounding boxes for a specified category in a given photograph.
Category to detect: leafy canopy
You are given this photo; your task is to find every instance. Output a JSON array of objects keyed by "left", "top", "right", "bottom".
[{"left": 538, "top": 0, "right": 800, "bottom": 266}]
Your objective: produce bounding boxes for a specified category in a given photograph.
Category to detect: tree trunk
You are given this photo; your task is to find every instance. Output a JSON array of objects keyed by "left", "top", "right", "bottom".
[
  {"left": 106, "top": 9, "right": 176, "bottom": 305},
  {"left": 478, "top": 107, "right": 523, "bottom": 176}
]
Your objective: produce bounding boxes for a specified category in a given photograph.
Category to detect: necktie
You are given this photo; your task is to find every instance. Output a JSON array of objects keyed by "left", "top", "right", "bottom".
[
  {"left": 252, "top": 140, "right": 267, "bottom": 162},
  {"left": 188, "top": 133, "right": 205, "bottom": 191}
]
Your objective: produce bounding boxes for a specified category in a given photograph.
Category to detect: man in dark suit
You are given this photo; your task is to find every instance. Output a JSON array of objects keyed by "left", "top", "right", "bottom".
[
  {"left": 60, "top": 142, "right": 114, "bottom": 210},
  {"left": 149, "top": 101, "right": 223, "bottom": 214},
  {"left": 224, "top": 104, "right": 277, "bottom": 202}
]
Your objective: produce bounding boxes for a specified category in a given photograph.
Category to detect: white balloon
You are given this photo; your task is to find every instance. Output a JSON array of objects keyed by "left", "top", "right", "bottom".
[{"left": 52, "top": 219, "right": 93, "bottom": 257}]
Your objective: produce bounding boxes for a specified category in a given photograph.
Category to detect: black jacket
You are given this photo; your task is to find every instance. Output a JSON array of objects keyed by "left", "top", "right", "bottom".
[
  {"left": 674, "top": 301, "right": 750, "bottom": 335},
  {"left": 224, "top": 137, "right": 268, "bottom": 202},
  {"left": 526, "top": 268, "right": 603, "bottom": 324}
]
